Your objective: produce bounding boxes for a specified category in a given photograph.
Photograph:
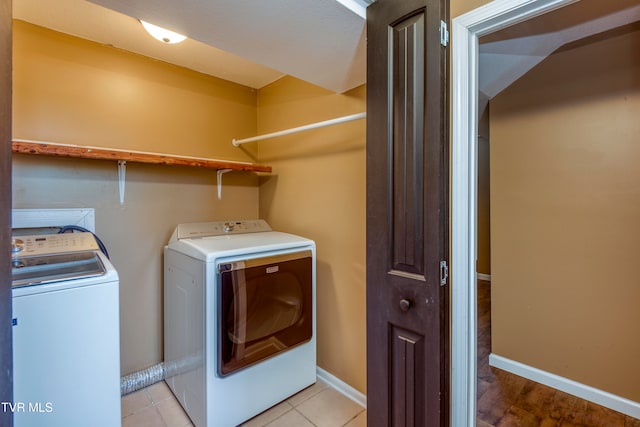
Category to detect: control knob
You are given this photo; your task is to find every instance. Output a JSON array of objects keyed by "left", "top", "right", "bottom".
[{"left": 11, "top": 238, "right": 24, "bottom": 253}]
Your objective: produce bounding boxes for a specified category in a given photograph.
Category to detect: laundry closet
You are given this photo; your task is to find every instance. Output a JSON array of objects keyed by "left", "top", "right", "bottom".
[{"left": 9, "top": 1, "right": 367, "bottom": 416}]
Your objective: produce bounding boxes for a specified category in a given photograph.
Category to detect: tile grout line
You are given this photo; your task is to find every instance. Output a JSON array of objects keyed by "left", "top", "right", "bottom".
[
  {"left": 121, "top": 390, "right": 153, "bottom": 417},
  {"left": 124, "top": 377, "right": 367, "bottom": 427},
  {"left": 284, "top": 380, "right": 330, "bottom": 409},
  {"left": 341, "top": 407, "right": 365, "bottom": 426},
  {"left": 289, "top": 388, "right": 327, "bottom": 408},
  {"left": 122, "top": 386, "right": 176, "bottom": 427},
  {"left": 294, "top": 408, "right": 318, "bottom": 427},
  {"left": 260, "top": 406, "right": 296, "bottom": 427}
]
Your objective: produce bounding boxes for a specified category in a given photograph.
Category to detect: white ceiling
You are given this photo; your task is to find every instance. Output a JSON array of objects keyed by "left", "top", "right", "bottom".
[
  {"left": 13, "top": 0, "right": 639, "bottom": 98},
  {"left": 13, "top": 0, "right": 370, "bottom": 93},
  {"left": 479, "top": 0, "right": 640, "bottom": 98}
]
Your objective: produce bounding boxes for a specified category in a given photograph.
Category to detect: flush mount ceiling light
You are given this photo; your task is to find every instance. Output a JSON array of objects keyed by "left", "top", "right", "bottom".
[{"left": 140, "top": 20, "right": 187, "bottom": 44}]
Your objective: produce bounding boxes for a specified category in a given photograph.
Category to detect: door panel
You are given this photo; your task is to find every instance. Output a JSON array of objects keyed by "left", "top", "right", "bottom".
[
  {"left": 391, "top": 327, "right": 426, "bottom": 426},
  {"left": 391, "top": 11, "right": 426, "bottom": 279},
  {"left": 367, "top": 0, "right": 449, "bottom": 425}
]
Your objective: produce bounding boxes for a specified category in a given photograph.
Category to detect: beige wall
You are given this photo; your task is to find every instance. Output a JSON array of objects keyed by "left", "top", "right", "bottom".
[
  {"left": 12, "top": 21, "right": 260, "bottom": 375},
  {"left": 477, "top": 96, "right": 491, "bottom": 275},
  {"left": 452, "top": 0, "right": 492, "bottom": 18},
  {"left": 10, "top": 0, "right": 497, "bottom": 391},
  {"left": 250, "top": 0, "right": 494, "bottom": 397},
  {"left": 12, "top": 21, "right": 258, "bottom": 161},
  {"left": 490, "top": 27, "right": 640, "bottom": 401},
  {"left": 256, "top": 77, "right": 367, "bottom": 393}
]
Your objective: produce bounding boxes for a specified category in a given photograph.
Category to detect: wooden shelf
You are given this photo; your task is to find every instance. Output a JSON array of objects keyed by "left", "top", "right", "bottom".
[{"left": 12, "top": 140, "right": 272, "bottom": 173}]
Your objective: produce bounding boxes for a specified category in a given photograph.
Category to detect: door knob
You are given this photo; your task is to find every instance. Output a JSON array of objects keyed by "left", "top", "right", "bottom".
[{"left": 399, "top": 299, "right": 411, "bottom": 312}]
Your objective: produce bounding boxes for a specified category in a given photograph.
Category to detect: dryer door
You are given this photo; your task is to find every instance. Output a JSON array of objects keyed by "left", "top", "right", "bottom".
[{"left": 218, "top": 250, "right": 312, "bottom": 376}]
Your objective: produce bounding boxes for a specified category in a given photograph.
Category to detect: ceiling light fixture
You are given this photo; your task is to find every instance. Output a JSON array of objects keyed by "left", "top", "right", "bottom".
[{"left": 140, "top": 20, "right": 187, "bottom": 44}]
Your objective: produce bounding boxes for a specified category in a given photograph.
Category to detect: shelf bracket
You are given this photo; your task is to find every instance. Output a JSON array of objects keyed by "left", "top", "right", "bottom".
[
  {"left": 118, "top": 160, "right": 127, "bottom": 205},
  {"left": 217, "top": 168, "right": 232, "bottom": 200}
]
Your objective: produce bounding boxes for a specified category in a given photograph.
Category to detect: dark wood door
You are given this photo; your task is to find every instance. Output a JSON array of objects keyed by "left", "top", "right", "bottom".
[
  {"left": 366, "top": 0, "right": 449, "bottom": 425},
  {"left": 0, "top": 0, "right": 12, "bottom": 425}
]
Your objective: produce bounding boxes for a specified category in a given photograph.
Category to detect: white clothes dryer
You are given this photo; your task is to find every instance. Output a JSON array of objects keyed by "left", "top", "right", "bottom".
[{"left": 164, "top": 220, "right": 316, "bottom": 427}]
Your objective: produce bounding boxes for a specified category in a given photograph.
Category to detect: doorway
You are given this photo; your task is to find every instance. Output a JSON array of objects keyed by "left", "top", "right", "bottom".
[
  {"left": 451, "top": 0, "right": 640, "bottom": 425},
  {"left": 476, "top": 10, "right": 640, "bottom": 427}
]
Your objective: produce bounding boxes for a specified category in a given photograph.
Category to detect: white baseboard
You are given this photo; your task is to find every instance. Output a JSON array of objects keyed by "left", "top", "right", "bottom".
[
  {"left": 476, "top": 273, "right": 491, "bottom": 282},
  {"left": 316, "top": 366, "right": 366, "bottom": 408},
  {"left": 489, "top": 354, "right": 640, "bottom": 419}
]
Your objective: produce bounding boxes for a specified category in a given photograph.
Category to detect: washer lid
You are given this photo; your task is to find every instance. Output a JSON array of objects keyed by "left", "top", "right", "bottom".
[{"left": 11, "top": 251, "right": 107, "bottom": 288}]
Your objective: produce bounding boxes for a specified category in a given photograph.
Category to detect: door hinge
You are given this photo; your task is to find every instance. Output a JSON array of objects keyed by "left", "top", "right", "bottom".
[
  {"left": 440, "top": 261, "right": 448, "bottom": 287},
  {"left": 440, "top": 20, "right": 449, "bottom": 47}
]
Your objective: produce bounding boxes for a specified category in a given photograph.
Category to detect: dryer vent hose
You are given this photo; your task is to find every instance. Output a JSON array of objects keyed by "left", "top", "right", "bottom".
[{"left": 120, "top": 363, "right": 165, "bottom": 396}]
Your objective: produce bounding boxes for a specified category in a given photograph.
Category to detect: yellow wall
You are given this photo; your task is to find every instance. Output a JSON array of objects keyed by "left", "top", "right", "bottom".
[
  {"left": 249, "top": 0, "right": 493, "bottom": 396},
  {"left": 12, "top": 21, "right": 258, "bottom": 161},
  {"left": 477, "top": 97, "right": 491, "bottom": 275},
  {"left": 10, "top": 0, "right": 496, "bottom": 391},
  {"left": 452, "top": 0, "right": 492, "bottom": 18},
  {"left": 12, "top": 19, "right": 369, "bottom": 393},
  {"left": 490, "top": 27, "right": 640, "bottom": 401},
  {"left": 256, "top": 77, "right": 367, "bottom": 393},
  {"left": 12, "top": 21, "right": 260, "bottom": 375}
]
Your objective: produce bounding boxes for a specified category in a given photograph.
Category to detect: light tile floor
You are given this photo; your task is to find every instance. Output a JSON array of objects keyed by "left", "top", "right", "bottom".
[{"left": 121, "top": 377, "right": 366, "bottom": 427}]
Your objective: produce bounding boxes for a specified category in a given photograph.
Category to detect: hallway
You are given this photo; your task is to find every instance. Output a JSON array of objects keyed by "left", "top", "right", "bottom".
[{"left": 476, "top": 280, "right": 640, "bottom": 427}]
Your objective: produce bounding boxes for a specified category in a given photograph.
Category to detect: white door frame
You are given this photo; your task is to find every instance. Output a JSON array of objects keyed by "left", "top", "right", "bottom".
[{"left": 450, "top": 0, "right": 577, "bottom": 425}]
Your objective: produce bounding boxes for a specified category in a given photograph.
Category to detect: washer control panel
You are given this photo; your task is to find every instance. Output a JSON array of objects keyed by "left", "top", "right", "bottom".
[
  {"left": 175, "top": 220, "right": 272, "bottom": 240},
  {"left": 11, "top": 232, "right": 99, "bottom": 258}
]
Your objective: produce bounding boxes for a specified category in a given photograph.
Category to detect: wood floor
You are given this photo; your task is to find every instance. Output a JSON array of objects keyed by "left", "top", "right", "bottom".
[{"left": 476, "top": 280, "right": 640, "bottom": 427}]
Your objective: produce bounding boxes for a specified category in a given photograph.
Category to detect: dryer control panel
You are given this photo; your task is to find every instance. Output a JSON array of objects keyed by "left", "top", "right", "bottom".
[{"left": 173, "top": 220, "right": 272, "bottom": 240}]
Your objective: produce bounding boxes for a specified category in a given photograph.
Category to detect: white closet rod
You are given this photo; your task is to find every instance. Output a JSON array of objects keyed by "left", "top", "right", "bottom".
[{"left": 232, "top": 112, "right": 366, "bottom": 147}]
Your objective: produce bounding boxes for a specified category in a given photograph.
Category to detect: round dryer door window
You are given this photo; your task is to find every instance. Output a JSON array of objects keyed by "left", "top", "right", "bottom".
[{"left": 218, "top": 250, "right": 313, "bottom": 376}]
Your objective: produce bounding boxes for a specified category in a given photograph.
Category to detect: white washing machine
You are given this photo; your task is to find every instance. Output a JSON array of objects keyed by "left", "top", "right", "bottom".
[
  {"left": 11, "top": 231, "right": 121, "bottom": 427},
  {"left": 164, "top": 220, "right": 316, "bottom": 427}
]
